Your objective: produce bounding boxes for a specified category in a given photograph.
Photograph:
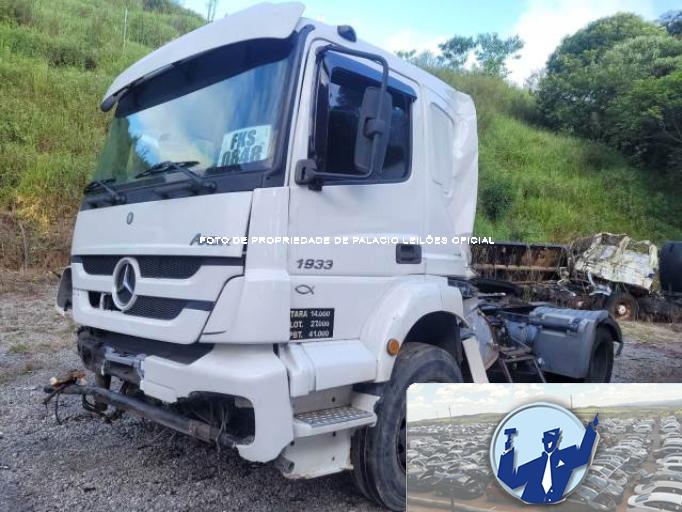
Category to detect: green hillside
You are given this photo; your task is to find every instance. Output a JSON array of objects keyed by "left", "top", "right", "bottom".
[
  {"left": 1, "top": 0, "right": 680, "bottom": 270},
  {"left": 0, "top": 0, "right": 204, "bottom": 268},
  {"left": 436, "top": 70, "right": 682, "bottom": 244}
]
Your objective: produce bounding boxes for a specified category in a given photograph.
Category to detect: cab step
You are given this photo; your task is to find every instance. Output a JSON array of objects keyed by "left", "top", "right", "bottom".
[{"left": 293, "top": 406, "right": 376, "bottom": 437}]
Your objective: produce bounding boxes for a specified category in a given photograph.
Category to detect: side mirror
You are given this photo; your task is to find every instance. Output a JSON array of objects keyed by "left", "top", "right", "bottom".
[
  {"left": 295, "top": 45, "right": 393, "bottom": 190},
  {"left": 355, "top": 86, "right": 393, "bottom": 175}
]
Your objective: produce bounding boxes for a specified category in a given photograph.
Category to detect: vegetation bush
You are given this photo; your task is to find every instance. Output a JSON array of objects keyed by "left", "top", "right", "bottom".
[{"left": 537, "top": 13, "right": 682, "bottom": 174}]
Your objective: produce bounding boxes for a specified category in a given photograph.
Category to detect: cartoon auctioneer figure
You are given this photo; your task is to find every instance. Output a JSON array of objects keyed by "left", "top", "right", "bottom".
[{"left": 497, "top": 414, "right": 599, "bottom": 504}]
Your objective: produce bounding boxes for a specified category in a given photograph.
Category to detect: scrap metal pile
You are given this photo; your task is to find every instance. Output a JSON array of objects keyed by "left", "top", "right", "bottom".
[{"left": 471, "top": 234, "right": 682, "bottom": 322}]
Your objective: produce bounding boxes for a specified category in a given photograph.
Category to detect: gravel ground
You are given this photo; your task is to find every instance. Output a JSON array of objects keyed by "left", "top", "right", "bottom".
[
  {"left": 0, "top": 282, "right": 380, "bottom": 512},
  {"left": 0, "top": 280, "right": 680, "bottom": 511},
  {"left": 613, "top": 320, "right": 682, "bottom": 382}
]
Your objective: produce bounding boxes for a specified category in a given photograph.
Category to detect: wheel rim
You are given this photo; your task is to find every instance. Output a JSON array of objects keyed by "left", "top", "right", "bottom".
[
  {"left": 396, "top": 414, "right": 406, "bottom": 472},
  {"left": 613, "top": 300, "right": 633, "bottom": 320}
]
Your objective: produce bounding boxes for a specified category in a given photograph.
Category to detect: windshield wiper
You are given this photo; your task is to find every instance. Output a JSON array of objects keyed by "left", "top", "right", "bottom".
[
  {"left": 135, "top": 160, "right": 216, "bottom": 196},
  {"left": 84, "top": 178, "right": 126, "bottom": 205},
  {"left": 134, "top": 160, "right": 200, "bottom": 179}
]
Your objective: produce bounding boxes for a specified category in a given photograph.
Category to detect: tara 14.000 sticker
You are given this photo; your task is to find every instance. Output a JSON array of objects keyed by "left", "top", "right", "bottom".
[{"left": 290, "top": 308, "right": 334, "bottom": 340}]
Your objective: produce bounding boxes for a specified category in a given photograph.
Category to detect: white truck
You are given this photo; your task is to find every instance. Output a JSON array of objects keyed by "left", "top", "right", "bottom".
[{"left": 50, "top": 3, "right": 622, "bottom": 509}]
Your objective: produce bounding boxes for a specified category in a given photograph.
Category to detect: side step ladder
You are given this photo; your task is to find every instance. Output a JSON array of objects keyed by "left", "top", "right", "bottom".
[
  {"left": 497, "top": 346, "right": 546, "bottom": 383},
  {"left": 293, "top": 406, "right": 376, "bottom": 437}
]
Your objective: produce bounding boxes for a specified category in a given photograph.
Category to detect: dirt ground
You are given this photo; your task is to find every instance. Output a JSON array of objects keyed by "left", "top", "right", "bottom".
[
  {"left": 0, "top": 278, "right": 680, "bottom": 511},
  {"left": 0, "top": 280, "right": 380, "bottom": 512},
  {"left": 614, "top": 320, "right": 682, "bottom": 382}
]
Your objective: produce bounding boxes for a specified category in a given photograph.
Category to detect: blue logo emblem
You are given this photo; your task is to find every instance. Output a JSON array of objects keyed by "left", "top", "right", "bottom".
[{"left": 490, "top": 402, "right": 599, "bottom": 504}]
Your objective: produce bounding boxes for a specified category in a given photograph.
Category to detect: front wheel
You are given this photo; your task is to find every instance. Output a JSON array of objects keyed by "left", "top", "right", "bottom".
[{"left": 351, "top": 342, "right": 463, "bottom": 510}]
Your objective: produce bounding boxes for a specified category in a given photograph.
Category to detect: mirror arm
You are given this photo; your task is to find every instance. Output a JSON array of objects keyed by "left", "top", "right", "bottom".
[
  {"left": 295, "top": 158, "right": 373, "bottom": 191},
  {"left": 295, "top": 159, "right": 324, "bottom": 191}
]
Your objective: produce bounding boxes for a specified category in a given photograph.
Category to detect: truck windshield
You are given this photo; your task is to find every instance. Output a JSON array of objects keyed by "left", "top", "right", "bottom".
[{"left": 92, "top": 35, "right": 298, "bottom": 193}]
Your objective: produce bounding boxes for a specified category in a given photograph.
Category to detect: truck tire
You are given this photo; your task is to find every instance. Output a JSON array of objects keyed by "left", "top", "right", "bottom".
[
  {"left": 583, "top": 327, "right": 614, "bottom": 383},
  {"left": 607, "top": 291, "right": 638, "bottom": 321},
  {"left": 351, "top": 342, "right": 463, "bottom": 511}
]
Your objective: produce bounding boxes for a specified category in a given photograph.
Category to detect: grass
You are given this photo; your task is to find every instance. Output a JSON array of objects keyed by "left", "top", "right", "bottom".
[
  {"left": 7, "top": 342, "right": 30, "bottom": 354},
  {"left": 0, "top": 0, "right": 680, "bottom": 270},
  {"left": 0, "top": 0, "right": 203, "bottom": 269},
  {"left": 432, "top": 69, "right": 682, "bottom": 243}
]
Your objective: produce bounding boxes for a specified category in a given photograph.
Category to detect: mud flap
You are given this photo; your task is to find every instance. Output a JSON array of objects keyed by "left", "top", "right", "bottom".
[
  {"left": 55, "top": 266, "right": 72, "bottom": 315},
  {"left": 462, "top": 337, "right": 490, "bottom": 383}
]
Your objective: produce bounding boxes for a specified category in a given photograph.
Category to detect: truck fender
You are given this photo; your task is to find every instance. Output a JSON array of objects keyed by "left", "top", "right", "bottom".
[
  {"left": 526, "top": 307, "right": 623, "bottom": 379},
  {"left": 598, "top": 316, "right": 624, "bottom": 355},
  {"left": 360, "top": 277, "right": 465, "bottom": 382}
]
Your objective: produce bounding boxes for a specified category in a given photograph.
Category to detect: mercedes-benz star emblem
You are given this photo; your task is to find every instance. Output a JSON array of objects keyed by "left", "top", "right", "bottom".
[{"left": 112, "top": 257, "right": 139, "bottom": 311}]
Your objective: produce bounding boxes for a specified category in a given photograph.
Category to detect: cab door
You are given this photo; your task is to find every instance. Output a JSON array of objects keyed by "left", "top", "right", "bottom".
[{"left": 286, "top": 42, "right": 425, "bottom": 341}]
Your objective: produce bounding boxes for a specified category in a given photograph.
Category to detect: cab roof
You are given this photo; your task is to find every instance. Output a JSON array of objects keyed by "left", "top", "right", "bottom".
[
  {"left": 103, "top": 2, "right": 465, "bottom": 112},
  {"left": 102, "top": 2, "right": 305, "bottom": 106}
]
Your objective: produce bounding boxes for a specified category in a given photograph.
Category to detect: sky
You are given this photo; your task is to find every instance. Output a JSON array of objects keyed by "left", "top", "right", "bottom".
[
  {"left": 181, "top": 0, "right": 679, "bottom": 85},
  {"left": 407, "top": 383, "right": 682, "bottom": 421}
]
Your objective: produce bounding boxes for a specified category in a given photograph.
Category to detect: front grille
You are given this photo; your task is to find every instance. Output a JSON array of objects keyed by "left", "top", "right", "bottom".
[
  {"left": 75, "top": 255, "right": 241, "bottom": 279},
  {"left": 88, "top": 292, "right": 200, "bottom": 321},
  {"left": 81, "top": 256, "right": 119, "bottom": 275},
  {"left": 124, "top": 296, "right": 187, "bottom": 320},
  {"left": 138, "top": 257, "right": 203, "bottom": 279}
]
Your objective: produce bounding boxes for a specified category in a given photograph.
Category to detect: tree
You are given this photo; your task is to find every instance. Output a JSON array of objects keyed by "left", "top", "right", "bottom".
[
  {"left": 396, "top": 49, "right": 444, "bottom": 68},
  {"left": 604, "top": 37, "right": 682, "bottom": 169},
  {"left": 404, "top": 33, "right": 523, "bottom": 77},
  {"left": 545, "top": 13, "right": 663, "bottom": 74},
  {"left": 659, "top": 10, "right": 682, "bottom": 38},
  {"left": 395, "top": 49, "right": 416, "bottom": 61},
  {"left": 439, "top": 35, "right": 475, "bottom": 69},
  {"left": 524, "top": 68, "right": 545, "bottom": 92},
  {"left": 474, "top": 33, "right": 523, "bottom": 77},
  {"left": 537, "top": 13, "right": 682, "bottom": 172},
  {"left": 206, "top": 0, "right": 218, "bottom": 22}
]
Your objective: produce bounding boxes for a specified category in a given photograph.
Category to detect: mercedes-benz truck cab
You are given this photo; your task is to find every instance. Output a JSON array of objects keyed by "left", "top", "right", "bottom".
[{"left": 53, "top": 3, "right": 621, "bottom": 510}]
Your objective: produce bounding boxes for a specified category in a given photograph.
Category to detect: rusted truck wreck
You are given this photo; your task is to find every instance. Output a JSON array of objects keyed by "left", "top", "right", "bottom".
[{"left": 472, "top": 234, "right": 682, "bottom": 322}]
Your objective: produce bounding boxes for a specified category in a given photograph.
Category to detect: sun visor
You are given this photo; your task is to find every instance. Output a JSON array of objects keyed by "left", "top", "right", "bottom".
[{"left": 101, "top": 2, "right": 305, "bottom": 110}]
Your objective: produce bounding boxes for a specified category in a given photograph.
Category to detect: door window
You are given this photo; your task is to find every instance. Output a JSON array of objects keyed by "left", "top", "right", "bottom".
[{"left": 312, "top": 55, "right": 414, "bottom": 183}]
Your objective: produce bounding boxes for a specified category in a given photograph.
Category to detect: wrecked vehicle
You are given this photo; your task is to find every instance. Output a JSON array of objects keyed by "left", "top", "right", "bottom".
[
  {"left": 48, "top": 3, "right": 622, "bottom": 510},
  {"left": 473, "top": 234, "right": 682, "bottom": 321},
  {"left": 569, "top": 233, "right": 658, "bottom": 321}
]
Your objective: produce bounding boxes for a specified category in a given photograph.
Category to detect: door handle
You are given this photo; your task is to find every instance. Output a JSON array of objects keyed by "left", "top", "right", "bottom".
[{"left": 396, "top": 243, "right": 422, "bottom": 264}]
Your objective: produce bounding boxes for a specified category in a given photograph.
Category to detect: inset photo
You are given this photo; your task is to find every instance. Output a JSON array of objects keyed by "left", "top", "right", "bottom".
[{"left": 407, "top": 383, "right": 682, "bottom": 511}]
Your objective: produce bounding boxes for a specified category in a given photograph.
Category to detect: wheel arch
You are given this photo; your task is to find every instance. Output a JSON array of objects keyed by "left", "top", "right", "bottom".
[
  {"left": 360, "top": 277, "right": 466, "bottom": 382},
  {"left": 403, "top": 311, "right": 463, "bottom": 366}
]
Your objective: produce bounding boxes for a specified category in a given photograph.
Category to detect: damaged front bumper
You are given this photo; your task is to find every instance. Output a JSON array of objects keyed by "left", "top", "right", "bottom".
[
  {"left": 65, "top": 330, "right": 294, "bottom": 463},
  {"left": 44, "top": 381, "right": 242, "bottom": 447}
]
